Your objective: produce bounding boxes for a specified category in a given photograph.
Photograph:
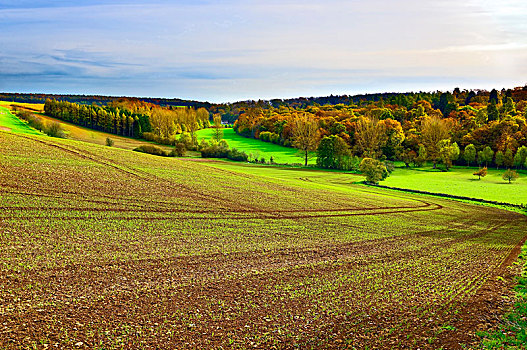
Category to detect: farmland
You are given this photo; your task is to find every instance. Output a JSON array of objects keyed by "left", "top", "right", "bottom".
[{"left": 1, "top": 131, "right": 526, "bottom": 349}]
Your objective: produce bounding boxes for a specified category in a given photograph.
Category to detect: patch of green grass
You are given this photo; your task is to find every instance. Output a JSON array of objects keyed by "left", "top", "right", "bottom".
[
  {"left": 383, "top": 166, "right": 527, "bottom": 206},
  {"left": 196, "top": 128, "right": 313, "bottom": 165},
  {"left": 0, "top": 106, "right": 42, "bottom": 135}
]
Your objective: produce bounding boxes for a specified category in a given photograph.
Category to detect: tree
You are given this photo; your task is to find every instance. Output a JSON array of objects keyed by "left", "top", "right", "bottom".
[
  {"left": 416, "top": 144, "right": 427, "bottom": 167},
  {"left": 354, "top": 117, "right": 386, "bottom": 158},
  {"left": 316, "top": 135, "right": 350, "bottom": 169},
  {"left": 293, "top": 114, "right": 320, "bottom": 166},
  {"left": 420, "top": 116, "right": 449, "bottom": 168},
  {"left": 360, "top": 158, "right": 388, "bottom": 184},
  {"left": 502, "top": 169, "right": 519, "bottom": 183},
  {"left": 438, "top": 140, "right": 459, "bottom": 170},
  {"left": 463, "top": 144, "right": 476, "bottom": 166},
  {"left": 473, "top": 167, "right": 487, "bottom": 180},
  {"left": 495, "top": 150, "right": 504, "bottom": 169},
  {"left": 212, "top": 114, "right": 224, "bottom": 142},
  {"left": 504, "top": 148, "right": 514, "bottom": 168},
  {"left": 487, "top": 100, "right": 499, "bottom": 122},
  {"left": 516, "top": 146, "right": 527, "bottom": 169},
  {"left": 481, "top": 146, "right": 494, "bottom": 167},
  {"left": 489, "top": 89, "right": 499, "bottom": 104},
  {"left": 105, "top": 137, "right": 114, "bottom": 147}
]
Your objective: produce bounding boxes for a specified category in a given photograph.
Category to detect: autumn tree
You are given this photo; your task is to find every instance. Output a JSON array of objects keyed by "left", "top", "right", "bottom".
[
  {"left": 293, "top": 114, "right": 320, "bottom": 166},
  {"left": 420, "top": 116, "right": 449, "bottom": 168},
  {"left": 473, "top": 167, "right": 487, "bottom": 180},
  {"left": 354, "top": 117, "right": 385, "bottom": 158},
  {"left": 502, "top": 169, "right": 519, "bottom": 183}
]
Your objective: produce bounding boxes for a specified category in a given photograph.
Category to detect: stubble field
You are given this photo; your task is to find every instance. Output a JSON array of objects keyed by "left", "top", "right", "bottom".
[{"left": 0, "top": 131, "right": 525, "bottom": 349}]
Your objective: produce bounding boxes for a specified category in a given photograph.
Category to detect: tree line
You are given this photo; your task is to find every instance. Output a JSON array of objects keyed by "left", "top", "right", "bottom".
[
  {"left": 230, "top": 87, "right": 527, "bottom": 172},
  {"left": 44, "top": 99, "right": 211, "bottom": 144}
]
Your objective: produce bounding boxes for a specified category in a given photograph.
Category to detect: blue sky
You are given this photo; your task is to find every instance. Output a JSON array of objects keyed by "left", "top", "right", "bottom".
[{"left": 1, "top": 0, "right": 526, "bottom": 102}]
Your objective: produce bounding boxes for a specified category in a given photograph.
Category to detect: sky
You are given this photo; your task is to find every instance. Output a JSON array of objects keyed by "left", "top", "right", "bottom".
[{"left": 1, "top": 0, "right": 526, "bottom": 103}]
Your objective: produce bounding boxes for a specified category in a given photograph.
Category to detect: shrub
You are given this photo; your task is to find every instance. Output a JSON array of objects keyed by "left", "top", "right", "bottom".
[
  {"left": 44, "top": 122, "right": 67, "bottom": 138},
  {"left": 133, "top": 144, "right": 168, "bottom": 156},
  {"left": 227, "top": 148, "right": 249, "bottom": 162},
  {"left": 16, "top": 110, "right": 45, "bottom": 132},
  {"left": 171, "top": 142, "right": 187, "bottom": 157},
  {"left": 360, "top": 158, "right": 389, "bottom": 184},
  {"left": 106, "top": 137, "right": 114, "bottom": 147}
]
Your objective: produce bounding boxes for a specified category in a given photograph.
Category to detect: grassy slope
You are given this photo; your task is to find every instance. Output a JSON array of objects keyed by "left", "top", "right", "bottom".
[
  {"left": 0, "top": 101, "right": 173, "bottom": 151},
  {"left": 1, "top": 132, "right": 526, "bottom": 348},
  {"left": 197, "top": 127, "right": 314, "bottom": 165},
  {"left": 0, "top": 106, "right": 42, "bottom": 135},
  {"left": 384, "top": 166, "right": 527, "bottom": 206}
]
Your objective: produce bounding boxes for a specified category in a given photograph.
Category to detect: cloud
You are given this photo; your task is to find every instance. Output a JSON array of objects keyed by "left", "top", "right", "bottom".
[{"left": 1, "top": 0, "right": 526, "bottom": 102}]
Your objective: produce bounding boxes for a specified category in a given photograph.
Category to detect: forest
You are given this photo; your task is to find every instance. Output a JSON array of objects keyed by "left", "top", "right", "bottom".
[
  {"left": 226, "top": 86, "right": 527, "bottom": 170},
  {"left": 44, "top": 99, "right": 210, "bottom": 145}
]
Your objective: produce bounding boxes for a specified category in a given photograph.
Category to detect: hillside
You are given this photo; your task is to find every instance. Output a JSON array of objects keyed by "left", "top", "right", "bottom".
[{"left": 1, "top": 131, "right": 525, "bottom": 349}]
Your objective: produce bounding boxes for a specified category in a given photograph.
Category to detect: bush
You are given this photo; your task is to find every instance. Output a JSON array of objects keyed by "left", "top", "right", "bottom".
[
  {"left": 133, "top": 144, "right": 169, "bottom": 156},
  {"left": 199, "top": 140, "right": 249, "bottom": 162},
  {"left": 142, "top": 132, "right": 176, "bottom": 146},
  {"left": 106, "top": 137, "right": 114, "bottom": 147},
  {"left": 171, "top": 142, "right": 187, "bottom": 157},
  {"left": 227, "top": 148, "right": 249, "bottom": 162},
  {"left": 16, "top": 110, "right": 44, "bottom": 132},
  {"left": 44, "top": 122, "right": 67, "bottom": 138},
  {"left": 360, "top": 158, "right": 389, "bottom": 184}
]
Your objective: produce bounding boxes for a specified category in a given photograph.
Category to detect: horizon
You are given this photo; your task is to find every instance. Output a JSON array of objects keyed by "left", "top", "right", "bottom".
[{"left": 1, "top": 1, "right": 526, "bottom": 103}]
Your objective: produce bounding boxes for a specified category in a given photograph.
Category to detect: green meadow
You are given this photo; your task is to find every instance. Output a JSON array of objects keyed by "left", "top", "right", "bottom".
[
  {"left": 0, "top": 106, "right": 42, "bottom": 135},
  {"left": 196, "top": 127, "right": 314, "bottom": 165},
  {"left": 384, "top": 166, "right": 527, "bottom": 206}
]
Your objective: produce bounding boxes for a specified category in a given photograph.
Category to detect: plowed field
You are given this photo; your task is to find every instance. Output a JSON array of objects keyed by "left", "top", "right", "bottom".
[{"left": 1, "top": 132, "right": 525, "bottom": 349}]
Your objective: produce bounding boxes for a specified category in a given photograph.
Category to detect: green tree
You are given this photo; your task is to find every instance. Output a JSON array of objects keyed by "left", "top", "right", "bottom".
[
  {"left": 502, "top": 169, "right": 519, "bottom": 184},
  {"left": 105, "top": 137, "right": 114, "bottom": 147},
  {"left": 463, "top": 144, "right": 476, "bottom": 166},
  {"left": 316, "top": 135, "right": 350, "bottom": 169},
  {"left": 495, "top": 150, "right": 504, "bottom": 169},
  {"left": 416, "top": 144, "right": 427, "bottom": 167},
  {"left": 482, "top": 146, "right": 494, "bottom": 167},
  {"left": 438, "top": 140, "right": 459, "bottom": 170},
  {"left": 360, "top": 158, "right": 388, "bottom": 184},
  {"left": 516, "top": 146, "right": 527, "bottom": 169},
  {"left": 487, "top": 100, "right": 499, "bottom": 121},
  {"left": 504, "top": 148, "right": 514, "bottom": 168}
]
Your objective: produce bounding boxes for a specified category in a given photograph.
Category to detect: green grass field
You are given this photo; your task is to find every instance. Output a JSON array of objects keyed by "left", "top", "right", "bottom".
[
  {"left": 1, "top": 131, "right": 526, "bottom": 349},
  {"left": 384, "top": 166, "right": 527, "bottom": 206},
  {"left": 197, "top": 128, "right": 314, "bottom": 165},
  {"left": 0, "top": 106, "right": 42, "bottom": 135}
]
